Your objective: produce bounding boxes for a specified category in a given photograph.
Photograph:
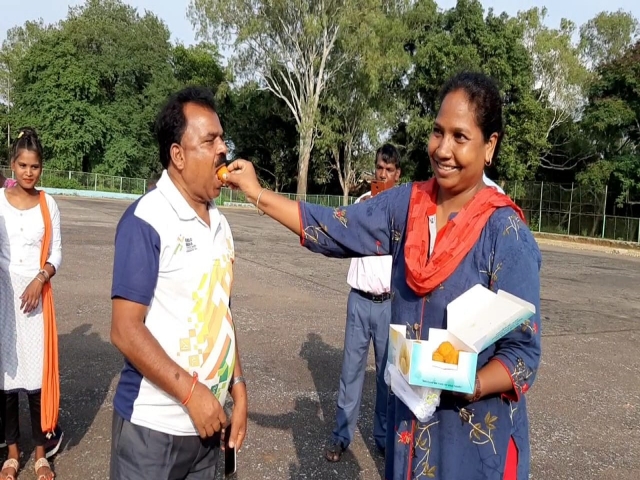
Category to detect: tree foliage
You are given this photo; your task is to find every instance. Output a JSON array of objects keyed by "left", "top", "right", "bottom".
[
  {"left": 225, "top": 82, "right": 299, "bottom": 192},
  {"left": 314, "top": 1, "right": 409, "bottom": 203},
  {"left": 9, "top": 0, "right": 177, "bottom": 178},
  {"left": 188, "top": 0, "right": 406, "bottom": 196},
  {"left": 393, "top": 0, "right": 546, "bottom": 181},
  {"left": 580, "top": 41, "right": 640, "bottom": 207},
  {"left": 0, "top": 0, "right": 637, "bottom": 213},
  {"left": 579, "top": 10, "right": 640, "bottom": 69}
]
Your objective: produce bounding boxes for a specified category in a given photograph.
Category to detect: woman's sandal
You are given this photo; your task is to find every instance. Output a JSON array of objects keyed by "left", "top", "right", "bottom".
[
  {"left": 35, "top": 457, "right": 55, "bottom": 480},
  {"left": 324, "top": 442, "right": 346, "bottom": 462},
  {"left": 0, "top": 458, "right": 19, "bottom": 480}
]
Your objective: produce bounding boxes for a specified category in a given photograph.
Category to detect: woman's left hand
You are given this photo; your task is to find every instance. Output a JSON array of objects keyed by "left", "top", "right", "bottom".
[{"left": 20, "top": 278, "right": 44, "bottom": 314}]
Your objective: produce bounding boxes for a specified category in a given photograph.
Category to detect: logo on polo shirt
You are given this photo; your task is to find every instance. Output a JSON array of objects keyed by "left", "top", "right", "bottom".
[
  {"left": 173, "top": 234, "right": 197, "bottom": 254},
  {"left": 185, "top": 237, "right": 197, "bottom": 252}
]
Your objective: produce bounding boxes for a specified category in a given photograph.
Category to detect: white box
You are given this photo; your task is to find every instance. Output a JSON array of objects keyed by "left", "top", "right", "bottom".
[{"left": 387, "top": 284, "right": 536, "bottom": 394}]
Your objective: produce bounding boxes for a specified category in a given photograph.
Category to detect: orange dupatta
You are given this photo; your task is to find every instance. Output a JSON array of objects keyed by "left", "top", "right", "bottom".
[{"left": 38, "top": 191, "right": 60, "bottom": 435}]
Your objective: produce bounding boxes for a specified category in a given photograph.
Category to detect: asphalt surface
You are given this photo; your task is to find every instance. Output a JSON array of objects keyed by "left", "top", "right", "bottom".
[{"left": 4, "top": 197, "right": 640, "bottom": 480}]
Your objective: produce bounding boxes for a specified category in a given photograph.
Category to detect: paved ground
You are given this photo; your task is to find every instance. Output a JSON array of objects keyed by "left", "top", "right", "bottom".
[{"left": 4, "top": 197, "right": 640, "bottom": 479}]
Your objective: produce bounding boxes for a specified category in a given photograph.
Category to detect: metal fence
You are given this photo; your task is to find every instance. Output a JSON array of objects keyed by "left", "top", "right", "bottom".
[
  {"left": 2, "top": 168, "right": 639, "bottom": 243},
  {"left": 501, "top": 181, "right": 640, "bottom": 243},
  {"left": 220, "top": 181, "right": 640, "bottom": 243},
  {"left": 1, "top": 168, "right": 147, "bottom": 195},
  {"left": 216, "top": 188, "right": 357, "bottom": 208}
]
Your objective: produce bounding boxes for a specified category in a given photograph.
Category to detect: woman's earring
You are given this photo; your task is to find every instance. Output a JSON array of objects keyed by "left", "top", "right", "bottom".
[{"left": 485, "top": 159, "right": 492, "bottom": 167}]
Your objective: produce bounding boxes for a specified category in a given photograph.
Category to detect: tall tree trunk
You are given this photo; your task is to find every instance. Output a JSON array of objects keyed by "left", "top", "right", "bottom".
[
  {"left": 296, "top": 125, "right": 314, "bottom": 197},
  {"left": 342, "top": 142, "right": 353, "bottom": 206}
]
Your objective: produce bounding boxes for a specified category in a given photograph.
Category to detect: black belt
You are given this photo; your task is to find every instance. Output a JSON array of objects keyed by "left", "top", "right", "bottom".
[{"left": 353, "top": 289, "right": 391, "bottom": 303}]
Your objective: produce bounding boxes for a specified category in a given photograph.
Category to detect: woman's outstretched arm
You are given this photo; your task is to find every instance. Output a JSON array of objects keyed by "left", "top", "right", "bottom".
[{"left": 225, "top": 159, "right": 410, "bottom": 259}]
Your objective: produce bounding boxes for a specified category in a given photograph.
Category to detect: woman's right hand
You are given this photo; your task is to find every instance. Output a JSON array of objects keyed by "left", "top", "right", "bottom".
[
  {"left": 226, "top": 158, "right": 302, "bottom": 235},
  {"left": 225, "top": 159, "right": 263, "bottom": 203},
  {"left": 20, "top": 278, "right": 43, "bottom": 314}
]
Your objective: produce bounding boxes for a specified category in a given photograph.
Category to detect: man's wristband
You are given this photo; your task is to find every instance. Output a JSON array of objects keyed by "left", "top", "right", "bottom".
[
  {"left": 228, "top": 375, "right": 246, "bottom": 392},
  {"left": 181, "top": 372, "right": 199, "bottom": 406}
]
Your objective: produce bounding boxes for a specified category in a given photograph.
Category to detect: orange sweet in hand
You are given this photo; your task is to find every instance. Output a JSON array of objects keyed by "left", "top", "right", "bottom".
[{"left": 217, "top": 165, "right": 229, "bottom": 183}]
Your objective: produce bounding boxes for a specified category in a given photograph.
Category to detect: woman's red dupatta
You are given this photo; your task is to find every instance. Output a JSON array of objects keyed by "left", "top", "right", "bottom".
[{"left": 404, "top": 179, "right": 525, "bottom": 296}]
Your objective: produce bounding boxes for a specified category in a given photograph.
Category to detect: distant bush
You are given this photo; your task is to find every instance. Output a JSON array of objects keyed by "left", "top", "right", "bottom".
[{"left": 40, "top": 177, "right": 86, "bottom": 190}]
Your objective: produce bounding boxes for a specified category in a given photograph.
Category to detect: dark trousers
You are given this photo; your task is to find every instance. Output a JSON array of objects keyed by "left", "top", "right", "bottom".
[
  {"left": 0, "top": 391, "right": 48, "bottom": 446},
  {"left": 110, "top": 411, "right": 220, "bottom": 480},
  {"left": 332, "top": 288, "right": 391, "bottom": 450}
]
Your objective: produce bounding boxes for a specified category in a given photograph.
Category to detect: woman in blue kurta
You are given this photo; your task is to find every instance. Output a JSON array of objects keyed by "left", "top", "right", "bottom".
[{"left": 224, "top": 72, "right": 541, "bottom": 480}]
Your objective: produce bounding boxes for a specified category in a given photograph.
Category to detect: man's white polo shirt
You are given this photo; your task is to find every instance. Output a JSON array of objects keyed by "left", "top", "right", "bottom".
[{"left": 111, "top": 170, "right": 236, "bottom": 436}]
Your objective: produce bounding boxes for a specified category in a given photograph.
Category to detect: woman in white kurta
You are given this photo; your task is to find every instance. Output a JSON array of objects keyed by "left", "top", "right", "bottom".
[{"left": 0, "top": 128, "right": 60, "bottom": 480}]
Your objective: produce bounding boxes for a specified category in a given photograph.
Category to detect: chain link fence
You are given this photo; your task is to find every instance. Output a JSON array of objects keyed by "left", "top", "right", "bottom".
[
  {"left": 502, "top": 181, "right": 639, "bottom": 243},
  {"left": 215, "top": 188, "right": 357, "bottom": 208},
  {"left": 2, "top": 168, "right": 638, "bottom": 243},
  {"left": 218, "top": 182, "right": 640, "bottom": 242},
  {"left": 1, "top": 168, "right": 147, "bottom": 195}
]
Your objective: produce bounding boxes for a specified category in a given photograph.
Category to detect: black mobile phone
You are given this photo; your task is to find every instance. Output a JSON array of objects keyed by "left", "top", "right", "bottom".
[{"left": 223, "top": 424, "right": 237, "bottom": 477}]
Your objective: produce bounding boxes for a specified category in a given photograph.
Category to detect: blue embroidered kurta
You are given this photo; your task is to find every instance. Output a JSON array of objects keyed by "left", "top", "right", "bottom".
[{"left": 298, "top": 183, "right": 541, "bottom": 480}]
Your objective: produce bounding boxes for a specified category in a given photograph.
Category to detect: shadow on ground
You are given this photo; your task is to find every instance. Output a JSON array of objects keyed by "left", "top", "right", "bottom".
[
  {"left": 250, "top": 333, "right": 385, "bottom": 479},
  {"left": 57, "top": 324, "right": 121, "bottom": 453}
]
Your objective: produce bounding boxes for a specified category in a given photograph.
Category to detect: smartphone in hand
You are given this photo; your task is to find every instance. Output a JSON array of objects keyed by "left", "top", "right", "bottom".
[{"left": 223, "top": 424, "right": 237, "bottom": 477}]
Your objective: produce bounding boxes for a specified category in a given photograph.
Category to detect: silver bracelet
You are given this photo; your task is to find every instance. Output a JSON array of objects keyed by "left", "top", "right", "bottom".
[
  {"left": 255, "top": 188, "right": 267, "bottom": 216},
  {"left": 228, "top": 375, "right": 246, "bottom": 391}
]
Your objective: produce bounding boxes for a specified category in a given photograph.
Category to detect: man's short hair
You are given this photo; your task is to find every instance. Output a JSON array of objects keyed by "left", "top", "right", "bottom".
[
  {"left": 375, "top": 143, "right": 401, "bottom": 169},
  {"left": 155, "top": 86, "right": 218, "bottom": 169}
]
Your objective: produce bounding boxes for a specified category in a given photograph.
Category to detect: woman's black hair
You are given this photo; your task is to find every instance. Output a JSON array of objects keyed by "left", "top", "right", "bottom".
[
  {"left": 154, "top": 86, "right": 218, "bottom": 169},
  {"left": 10, "top": 127, "right": 43, "bottom": 164},
  {"left": 438, "top": 72, "right": 504, "bottom": 162}
]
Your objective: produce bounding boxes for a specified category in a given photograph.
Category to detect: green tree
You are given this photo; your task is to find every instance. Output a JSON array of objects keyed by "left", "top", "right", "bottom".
[
  {"left": 188, "top": 0, "right": 403, "bottom": 196},
  {"left": 519, "top": 9, "right": 639, "bottom": 176},
  {"left": 9, "top": 0, "right": 177, "bottom": 178},
  {"left": 580, "top": 41, "right": 640, "bottom": 210},
  {"left": 315, "top": 3, "right": 408, "bottom": 204},
  {"left": 518, "top": 7, "right": 589, "bottom": 173},
  {"left": 0, "top": 104, "right": 9, "bottom": 162},
  {"left": 225, "top": 82, "right": 298, "bottom": 192},
  {"left": 395, "top": 0, "right": 546, "bottom": 181},
  {"left": 172, "top": 42, "right": 229, "bottom": 96},
  {"left": 579, "top": 10, "right": 639, "bottom": 69},
  {"left": 0, "top": 20, "right": 49, "bottom": 153},
  {"left": 0, "top": 20, "right": 49, "bottom": 105}
]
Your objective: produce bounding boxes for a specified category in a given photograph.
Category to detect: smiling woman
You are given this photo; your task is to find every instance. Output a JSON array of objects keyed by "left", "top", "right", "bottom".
[
  {"left": 0, "top": 127, "right": 62, "bottom": 480},
  {"left": 223, "top": 71, "right": 543, "bottom": 480},
  {"left": 429, "top": 72, "right": 504, "bottom": 206}
]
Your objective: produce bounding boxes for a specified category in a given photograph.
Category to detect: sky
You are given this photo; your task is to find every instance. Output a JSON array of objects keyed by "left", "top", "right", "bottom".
[{"left": 1, "top": 0, "right": 639, "bottom": 58}]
